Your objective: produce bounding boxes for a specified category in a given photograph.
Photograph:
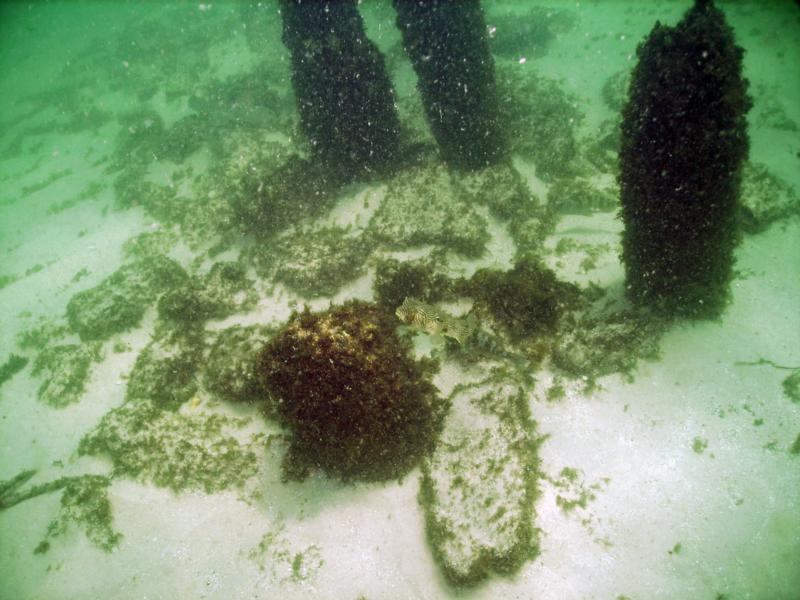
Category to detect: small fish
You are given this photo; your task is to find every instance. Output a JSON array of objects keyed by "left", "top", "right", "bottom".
[{"left": 395, "top": 297, "right": 471, "bottom": 344}]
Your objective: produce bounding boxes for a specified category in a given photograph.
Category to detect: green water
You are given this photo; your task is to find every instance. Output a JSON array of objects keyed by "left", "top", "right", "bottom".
[{"left": 1, "top": 2, "right": 798, "bottom": 599}]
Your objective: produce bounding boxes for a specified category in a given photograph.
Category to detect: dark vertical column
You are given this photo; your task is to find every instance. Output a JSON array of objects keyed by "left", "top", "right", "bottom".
[
  {"left": 392, "top": 0, "right": 506, "bottom": 171},
  {"left": 280, "top": 0, "right": 401, "bottom": 182},
  {"left": 618, "top": 0, "right": 751, "bottom": 318}
]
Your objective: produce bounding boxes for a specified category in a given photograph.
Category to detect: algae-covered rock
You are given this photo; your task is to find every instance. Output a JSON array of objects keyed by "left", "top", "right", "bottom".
[
  {"left": 552, "top": 310, "right": 665, "bottom": 383},
  {"left": 264, "top": 226, "right": 374, "bottom": 297},
  {"left": 16, "top": 319, "right": 72, "bottom": 352},
  {"left": 367, "top": 165, "right": 489, "bottom": 257},
  {"left": 204, "top": 325, "right": 274, "bottom": 404},
  {"left": 222, "top": 140, "right": 339, "bottom": 238},
  {"left": 109, "top": 110, "right": 166, "bottom": 172},
  {"left": 32, "top": 344, "right": 99, "bottom": 408},
  {"left": 547, "top": 177, "right": 619, "bottom": 216},
  {"left": 487, "top": 7, "right": 577, "bottom": 60},
  {"left": 121, "top": 230, "right": 179, "bottom": 261},
  {"left": 188, "top": 64, "right": 297, "bottom": 142},
  {"left": 0, "top": 354, "right": 28, "bottom": 389},
  {"left": 601, "top": 69, "right": 631, "bottom": 113},
  {"left": 454, "top": 162, "right": 542, "bottom": 222},
  {"left": 496, "top": 64, "right": 584, "bottom": 181},
  {"left": 507, "top": 215, "right": 554, "bottom": 259},
  {"left": 453, "top": 162, "right": 553, "bottom": 257},
  {"left": 582, "top": 118, "right": 622, "bottom": 175},
  {"left": 66, "top": 256, "right": 188, "bottom": 341},
  {"left": 126, "top": 328, "right": 204, "bottom": 411},
  {"left": 419, "top": 374, "right": 539, "bottom": 586},
  {"left": 157, "top": 260, "right": 258, "bottom": 324},
  {"left": 34, "top": 475, "right": 121, "bottom": 554},
  {"left": 739, "top": 162, "right": 800, "bottom": 233},
  {"left": 78, "top": 400, "right": 262, "bottom": 494}
]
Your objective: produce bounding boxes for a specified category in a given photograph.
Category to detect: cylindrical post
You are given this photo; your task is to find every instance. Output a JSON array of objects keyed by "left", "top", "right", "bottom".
[
  {"left": 280, "top": 0, "right": 401, "bottom": 182},
  {"left": 618, "top": 0, "right": 751, "bottom": 318},
  {"left": 393, "top": 0, "right": 506, "bottom": 171}
]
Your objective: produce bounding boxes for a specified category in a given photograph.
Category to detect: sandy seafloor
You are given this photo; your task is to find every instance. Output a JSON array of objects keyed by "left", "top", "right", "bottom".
[{"left": 0, "top": 1, "right": 799, "bottom": 599}]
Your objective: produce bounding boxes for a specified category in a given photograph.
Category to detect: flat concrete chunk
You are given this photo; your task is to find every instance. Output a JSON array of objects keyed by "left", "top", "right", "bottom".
[{"left": 420, "top": 374, "right": 539, "bottom": 586}]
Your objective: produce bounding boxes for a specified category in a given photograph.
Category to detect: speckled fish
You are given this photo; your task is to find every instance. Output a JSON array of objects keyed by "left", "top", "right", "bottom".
[{"left": 395, "top": 297, "right": 471, "bottom": 344}]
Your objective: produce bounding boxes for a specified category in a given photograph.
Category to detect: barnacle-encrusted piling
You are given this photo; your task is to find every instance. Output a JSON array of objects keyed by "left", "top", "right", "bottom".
[
  {"left": 280, "top": 0, "right": 400, "bottom": 181},
  {"left": 619, "top": 0, "right": 751, "bottom": 317},
  {"left": 393, "top": 0, "right": 506, "bottom": 170}
]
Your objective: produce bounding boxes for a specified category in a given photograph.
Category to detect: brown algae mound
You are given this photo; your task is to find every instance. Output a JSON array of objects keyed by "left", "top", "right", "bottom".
[
  {"left": 79, "top": 400, "right": 263, "bottom": 494},
  {"left": 32, "top": 343, "right": 101, "bottom": 408},
  {"left": 419, "top": 372, "right": 539, "bottom": 587},
  {"left": 66, "top": 256, "right": 188, "bottom": 341},
  {"left": 257, "top": 300, "right": 444, "bottom": 482},
  {"left": 367, "top": 165, "right": 489, "bottom": 257}
]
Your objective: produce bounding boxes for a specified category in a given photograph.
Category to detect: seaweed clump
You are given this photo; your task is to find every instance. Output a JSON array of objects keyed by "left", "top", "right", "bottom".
[
  {"left": 783, "top": 370, "right": 800, "bottom": 403},
  {"left": 257, "top": 301, "right": 443, "bottom": 482},
  {"left": 373, "top": 257, "right": 454, "bottom": 313},
  {"left": 460, "top": 258, "right": 581, "bottom": 342}
]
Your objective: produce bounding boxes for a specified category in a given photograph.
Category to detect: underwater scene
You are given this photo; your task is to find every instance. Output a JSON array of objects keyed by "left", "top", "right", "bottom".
[{"left": 0, "top": 1, "right": 798, "bottom": 598}]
